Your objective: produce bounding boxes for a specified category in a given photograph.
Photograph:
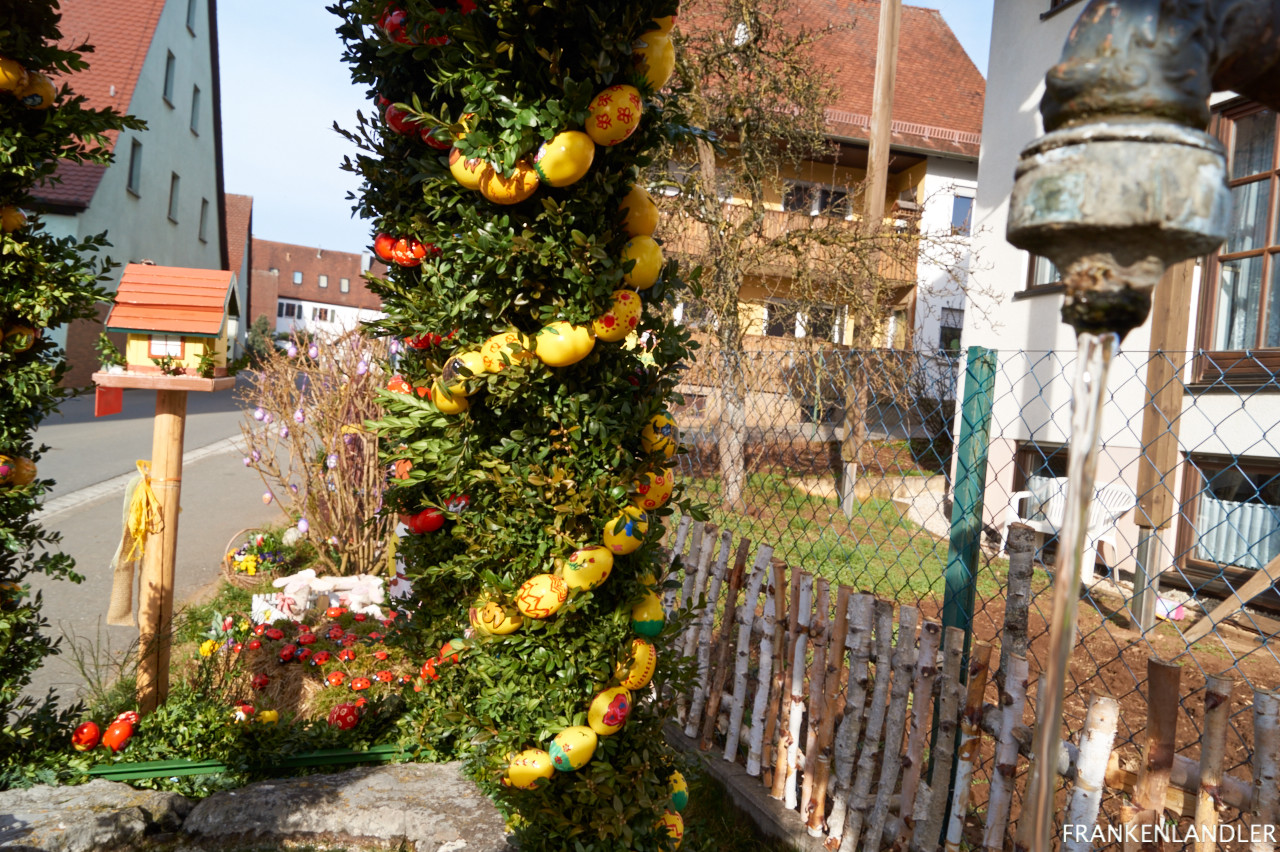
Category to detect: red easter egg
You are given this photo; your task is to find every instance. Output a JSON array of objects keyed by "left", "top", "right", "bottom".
[{"left": 72, "top": 721, "right": 100, "bottom": 751}]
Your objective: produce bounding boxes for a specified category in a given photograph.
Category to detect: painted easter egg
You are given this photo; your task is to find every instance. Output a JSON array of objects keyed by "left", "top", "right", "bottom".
[
  {"left": 662, "top": 809, "right": 684, "bottom": 847},
  {"left": 0, "top": 456, "right": 36, "bottom": 488},
  {"left": 470, "top": 600, "right": 523, "bottom": 635},
  {"left": 479, "top": 160, "right": 540, "bottom": 205},
  {"left": 1, "top": 206, "right": 27, "bottom": 232},
  {"left": 593, "top": 290, "right": 642, "bottom": 342},
  {"left": 101, "top": 718, "right": 134, "bottom": 752},
  {"left": 620, "top": 184, "right": 659, "bottom": 237},
  {"left": 631, "top": 590, "right": 665, "bottom": 637},
  {"left": 549, "top": 725, "right": 598, "bottom": 771},
  {"left": 632, "top": 468, "right": 674, "bottom": 510},
  {"left": 506, "top": 748, "right": 555, "bottom": 789},
  {"left": 669, "top": 770, "right": 689, "bottom": 811},
  {"left": 532, "top": 130, "right": 595, "bottom": 187},
  {"left": 588, "top": 686, "right": 632, "bottom": 736},
  {"left": 449, "top": 148, "right": 488, "bottom": 190},
  {"left": 586, "top": 84, "right": 643, "bottom": 146},
  {"left": 0, "top": 58, "right": 28, "bottom": 93},
  {"left": 603, "top": 506, "right": 648, "bottom": 555},
  {"left": 653, "top": 15, "right": 676, "bottom": 33},
  {"left": 431, "top": 381, "right": 471, "bottom": 414},
  {"left": 641, "top": 411, "right": 679, "bottom": 457},
  {"left": 621, "top": 235, "right": 663, "bottom": 290},
  {"left": 480, "top": 330, "right": 531, "bottom": 372},
  {"left": 441, "top": 350, "right": 487, "bottom": 395},
  {"left": 615, "top": 637, "right": 657, "bottom": 690},
  {"left": 71, "top": 721, "right": 100, "bottom": 752},
  {"left": 533, "top": 321, "right": 595, "bottom": 367},
  {"left": 328, "top": 703, "right": 360, "bottom": 730},
  {"left": 16, "top": 72, "right": 55, "bottom": 109},
  {"left": 632, "top": 31, "right": 675, "bottom": 90},
  {"left": 516, "top": 573, "right": 569, "bottom": 619},
  {"left": 562, "top": 545, "right": 614, "bottom": 590}
]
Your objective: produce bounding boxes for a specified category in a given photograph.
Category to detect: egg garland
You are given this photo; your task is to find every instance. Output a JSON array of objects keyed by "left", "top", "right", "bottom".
[
  {"left": 620, "top": 184, "right": 660, "bottom": 237},
  {"left": 449, "top": 148, "right": 488, "bottom": 190},
  {"left": 0, "top": 455, "right": 36, "bottom": 488},
  {"left": 1, "top": 206, "right": 27, "bottom": 233},
  {"left": 669, "top": 770, "right": 689, "bottom": 811},
  {"left": 587, "top": 685, "right": 632, "bottom": 736},
  {"left": 586, "top": 84, "right": 643, "bottom": 147},
  {"left": 0, "top": 57, "right": 28, "bottom": 92},
  {"left": 429, "top": 381, "right": 470, "bottom": 414},
  {"left": 440, "top": 350, "right": 486, "bottom": 395},
  {"left": 532, "top": 130, "right": 596, "bottom": 188},
  {"left": 662, "top": 810, "right": 685, "bottom": 848},
  {"left": 0, "top": 58, "right": 56, "bottom": 109},
  {"left": 630, "top": 590, "right": 666, "bottom": 638},
  {"left": 479, "top": 160, "right": 541, "bottom": 205},
  {"left": 480, "top": 330, "right": 531, "bottom": 372},
  {"left": 641, "top": 411, "right": 680, "bottom": 458},
  {"left": 632, "top": 468, "right": 675, "bottom": 510},
  {"left": 632, "top": 31, "right": 676, "bottom": 91},
  {"left": 470, "top": 599, "right": 523, "bottom": 635}
]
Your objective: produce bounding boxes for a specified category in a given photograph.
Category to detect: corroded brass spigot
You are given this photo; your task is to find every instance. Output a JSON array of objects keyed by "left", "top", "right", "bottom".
[{"left": 1007, "top": 0, "right": 1280, "bottom": 339}]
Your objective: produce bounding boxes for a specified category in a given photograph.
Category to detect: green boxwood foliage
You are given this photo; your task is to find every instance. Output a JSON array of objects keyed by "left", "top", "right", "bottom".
[
  {"left": 0, "top": 3, "right": 144, "bottom": 785},
  {"left": 330, "top": 0, "right": 702, "bottom": 848}
]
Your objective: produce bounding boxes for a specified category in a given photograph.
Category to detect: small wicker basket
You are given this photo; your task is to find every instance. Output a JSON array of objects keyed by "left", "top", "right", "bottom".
[{"left": 221, "top": 528, "right": 277, "bottom": 590}]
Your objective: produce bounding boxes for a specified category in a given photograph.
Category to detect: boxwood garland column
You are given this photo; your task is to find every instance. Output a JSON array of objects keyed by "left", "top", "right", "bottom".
[{"left": 333, "top": 1, "right": 696, "bottom": 849}]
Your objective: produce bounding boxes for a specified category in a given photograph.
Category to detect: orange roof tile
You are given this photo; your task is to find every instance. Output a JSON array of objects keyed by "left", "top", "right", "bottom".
[{"left": 106, "top": 264, "right": 235, "bottom": 336}]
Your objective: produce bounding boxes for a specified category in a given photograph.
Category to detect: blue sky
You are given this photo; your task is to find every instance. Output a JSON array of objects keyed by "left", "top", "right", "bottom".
[{"left": 217, "top": 0, "right": 995, "bottom": 254}]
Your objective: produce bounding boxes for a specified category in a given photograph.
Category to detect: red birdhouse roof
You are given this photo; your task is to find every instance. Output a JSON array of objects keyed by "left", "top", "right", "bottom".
[{"left": 105, "top": 264, "right": 235, "bottom": 337}]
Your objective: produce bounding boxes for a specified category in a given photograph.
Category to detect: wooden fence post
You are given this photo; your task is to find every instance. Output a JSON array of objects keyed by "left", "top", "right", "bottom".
[
  {"left": 897, "top": 620, "right": 942, "bottom": 847},
  {"left": 865, "top": 606, "right": 920, "bottom": 852},
  {"left": 1122, "top": 656, "right": 1182, "bottom": 852},
  {"left": 841, "top": 599, "right": 896, "bottom": 852},
  {"left": 700, "top": 536, "right": 751, "bottom": 750},
  {"left": 945, "top": 641, "right": 992, "bottom": 852},
  {"left": 984, "top": 653, "right": 1029, "bottom": 851},
  {"left": 727, "top": 544, "right": 773, "bottom": 763},
  {"left": 827, "top": 593, "right": 875, "bottom": 848},
  {"left": 1195, "top": 675, "right": 1233, "bottom": 852},
  {"left": 1253, "top": 688, "right": 1280, "bottom": 852},
  {"left": 807, "top": 585, "right": 853, "bottom": 836},
  {"left": 913, "top": 625, "right": 967, "bottom": 852},
  {"left": 761, "top": 559, "right": 789, "bottom": 789},
  {"left": 782, "top": 571, "right": 815, "bottom": 809},
  {"left": 1062, "top": 694, "right": 1121, "bottom": 852}
]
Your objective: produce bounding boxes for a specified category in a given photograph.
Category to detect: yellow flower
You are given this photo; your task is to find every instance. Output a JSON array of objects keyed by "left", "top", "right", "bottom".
[
  {"left": 199, "top": 639, "right": 217, "bottom": 657},
  {"left": 246, "top": 566, "right": 257, "bottom": 576},
  {"left": 257, "top": 710, "right": 279, "bottom": 724},
  {"left": 239, "top": 619, "right": 251, "bottom": 632}
]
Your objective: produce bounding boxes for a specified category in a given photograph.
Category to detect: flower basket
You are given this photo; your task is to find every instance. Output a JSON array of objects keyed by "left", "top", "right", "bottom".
[{"left": 221, "top": 528, "right": 289, "bottom": 589}]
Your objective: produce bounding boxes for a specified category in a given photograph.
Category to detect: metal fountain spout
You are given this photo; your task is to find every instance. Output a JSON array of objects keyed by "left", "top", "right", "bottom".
[{"left": 1007, "top": 0, "right": 1280, "bottom": 339}]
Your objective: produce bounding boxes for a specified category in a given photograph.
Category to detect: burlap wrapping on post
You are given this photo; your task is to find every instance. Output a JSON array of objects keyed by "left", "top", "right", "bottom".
[{"left": 107, "top": 462, "right": 163, "bottom": 626}]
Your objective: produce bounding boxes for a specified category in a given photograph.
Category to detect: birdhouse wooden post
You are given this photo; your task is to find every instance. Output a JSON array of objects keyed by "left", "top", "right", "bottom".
[{"left": 93, "top": 264, "right": 237, "bottom": 713}]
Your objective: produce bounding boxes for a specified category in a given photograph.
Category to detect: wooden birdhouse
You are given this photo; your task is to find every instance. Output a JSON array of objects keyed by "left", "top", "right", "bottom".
[{"left": 103, "top": 264, "right": 236, "bottom": 382}]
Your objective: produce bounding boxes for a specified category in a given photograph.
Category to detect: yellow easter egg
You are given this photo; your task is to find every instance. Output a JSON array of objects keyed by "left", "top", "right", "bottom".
[
  {"left": 441, "top": 350, "right": 487, "bottom": 395},
  {"left": 615, "top": 637, "right": 657, "bottom": 690},
  {"left": 562, "top": 545, "right": 614, "bottom": 590},
  {"left": 632, "top": 32, "right": 675, "bottom": 91},
  {"left": 0, "top": 456, "right": 36, "bottom": 488},
  {"left": 604, "top": 506, "right": 648, "bottom": 555},
  {"left": 534, "top": 321, "right": 595, "bottom": 367},
  {"left": 0, "top": 58, "right": 28, "bottom": 93},
  {"left": 631, "top": 590, "right": 665, "bottom": 637},
  {"left": 449, "top": 147, "right": 488, "bottom": 190},
  {"left": 470, "top": 600, "right": 522, "bottom": 635},
  {"left": 431, "top": 381, "right": 471, "bottom": 414},
  {"left": 621, "top": 235, "right": 663, "bottom": 290},
  {"left": 586, "top": 84, "right": 643, "bottom": 147},
  {"left": 669, "top": 770, "right": 689, "bottom": 811},
  {"left": 479, "top": 159, "right": 540, "bottom": 205},
  {"left": 505, "top": 748, "right": 555, "bottom": 789},
  {"left": 549, "top": 726, "right": 598, "bottom": 771},
  {"left": 0, "top": 206, "right": 26, "bottom": 233},
  {"left": 619, "top": 184, "right": 659, "bottom": 237},
  {"left": 632, "top": 468, "right": 674, "bottom": 511},
  {"left": 532, "top": 130, "right": 596, "bottom": 187},
  {"left": 480, "top": 330, "right": 532, "bottom": 372},
  {"left": 592, "top": 290, "right": 642, "bottom": 342},
  {"left": 16, "top": 72, "right": 55, "bottom": 109},
  {"left": 653, "top": 15, "right": 676, "bottom": 34},
  {"left": 588, "top": 686, "right": 632, "bottom": 736},
  {"left": 515, "top": 573, "right": 568, "bottom": 619},
  {"left": 662, "top": 809, "right": 684, "bottom": 847},
  {"left": 640, "top": 411, "right": 679, "bottom": 457}
]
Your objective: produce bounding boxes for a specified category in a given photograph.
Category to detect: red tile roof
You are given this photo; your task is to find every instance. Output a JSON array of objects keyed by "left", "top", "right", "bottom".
[
  {"left": 225, "top": 194, "right": 254, "bottom": 275},
  {"left": 252, "top": 239, "right": 386, "bottom": 313},
  {"left": 106, "top": 264, "right": 235, "bottom": 336}
]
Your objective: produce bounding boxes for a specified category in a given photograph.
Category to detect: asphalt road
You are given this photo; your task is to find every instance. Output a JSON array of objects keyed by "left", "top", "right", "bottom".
[{"left": 24, "top": 380, "right": 283, "bottom": 708}]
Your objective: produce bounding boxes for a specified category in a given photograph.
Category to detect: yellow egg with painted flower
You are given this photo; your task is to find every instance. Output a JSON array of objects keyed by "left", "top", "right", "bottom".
[
  {"left": 480, "top": 330, "right": 531, "bottom": 372},
  {"left": 633, "top": 468, "right": 674, "bottom": 510},
  {"left": 588, "top": 686, "right": 632, "bottom": 736},
  {"left": 549, "top": 726, "right": 598, "bottom": 771},
  {"left": 604, "top": 506, "right": 648, "bottom": 555},
  {"left": 586, "top": 84, "right": 643, "bottom": 147},
  {"left": 560, "top": 545, "right": 614, "bottom": 590},
  {"left": 505, "top": 748, "right": 555, "bottom": 789},
  {"left": 641, "top": 412, "right": 679, "bottom": 457}
]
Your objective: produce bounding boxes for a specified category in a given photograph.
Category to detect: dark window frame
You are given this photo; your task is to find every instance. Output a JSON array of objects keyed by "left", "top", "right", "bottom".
[
  {"left": 198, "top": 197, "right": 209, "bottom": 242},
  {"left": 186, "top": 0, "right": 198, "bottom": 33},
  {"left": 190, "top": 85, "right": 201, "bottom": 134},
  {"left": 166, "top": 172, "right": 180, "bottom": 223},
  {"left": 163, "top": 51, "right": 176, "bottom": 106},
  {"left": 126, "top": 140, "right": 143, "bottom": 196}
]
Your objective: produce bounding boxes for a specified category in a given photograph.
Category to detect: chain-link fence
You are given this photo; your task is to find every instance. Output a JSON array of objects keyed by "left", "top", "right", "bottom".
[{"left": 671, "top": 341, "right": 1280, "bottom": 843}]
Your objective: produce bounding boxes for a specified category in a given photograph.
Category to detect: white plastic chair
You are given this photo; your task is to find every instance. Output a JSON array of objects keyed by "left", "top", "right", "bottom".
[{"left": 1001, "top": 475, "right": 1136, "bottom": 584}]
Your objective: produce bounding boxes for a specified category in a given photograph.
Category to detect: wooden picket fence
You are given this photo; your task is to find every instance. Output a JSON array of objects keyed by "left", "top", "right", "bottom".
[{"left": 663, "top": 519, "right": 1280, "bottom": 852}]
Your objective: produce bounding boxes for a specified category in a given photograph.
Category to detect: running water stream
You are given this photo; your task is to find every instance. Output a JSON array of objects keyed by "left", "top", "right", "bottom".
[{"left": 1022, "top": 332, "right": 1118, "bottom": 850}]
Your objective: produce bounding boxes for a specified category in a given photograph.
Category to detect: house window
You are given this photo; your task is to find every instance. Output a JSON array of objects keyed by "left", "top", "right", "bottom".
[
  {"left": 148, "top": 334, "right": 183, "bottom": 358},
  {"left": 783, "top": 181, "right": 851, "bottom": 218},
  {"left": 190, "top": 85, "right": 201, "bottom": 134},
  {"left": 186, "top": 0, "right": 198, "bottom": 32},
  {"left": 198, "top": 198, "right": 209, "bottom": 242},
  {"left": 292, "top": 271, "right": 303, "bottom": 285},
  {"left": 951, "top": 195, "right": 974, "bottom": 237},
  {"left": 1027, "top": 254, "right": 1060, "bottom": 289},
  {"left": 127, "top": 140, "right": 142, "bottom": 196},
  {"left": 764, "top": 302, "right": 799, "bottom": 337},
  {"left": 278, "top": 301, "right": 298, "bottom": 318},
  {"left": 167, "top": 173, "right": 180, "bottom": 223},
  {"left": 318, "top": 274, "right": 328, "bottom": 289},
  {"left": 1014, "top": 441, "right": 1070, "bottom": 493},
  {"left": 799, "top": 305, "right": 837, "bottom": 341},
  {"left": 339, "top": 278, "right": 350, "bottom": 293},
  {"left": 939, "top": 307, "right": 964, "bottom": 356},
  {"left": 163, "top": 51, "right": 176, "bottom": 105},
  {"left": 311, "top": 307, "right": 331, "bottom": 322}
]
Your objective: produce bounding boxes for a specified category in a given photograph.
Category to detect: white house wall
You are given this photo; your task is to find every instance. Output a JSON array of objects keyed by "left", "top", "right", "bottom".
[{"left": 275, "top": 299, "right": 385, "bottom": 339}]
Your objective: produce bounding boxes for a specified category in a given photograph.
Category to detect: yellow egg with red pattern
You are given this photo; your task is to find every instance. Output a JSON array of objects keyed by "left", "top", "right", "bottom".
[
  {"left": 505, "top": 748, "right": 555, "bottom": 789},
  {"left": 620, "top": 184, "right": 659, "bottom": 237},
  {"left": 621, "top": 235, "right": 663, "bottom": 290},
  {"left": 632, "top": 468, "right": 674, "bottom": 510},
  {"left": 641, "top": 411, "right": 679, "bottom": 457},
  {"left": 479, "top": 160, "right": 540, "bottom": 205},
  {"left": 480, "top": 330, "right": 532, "bottom": 372},
  {"left": 549, "top": 726, "right": 598, "bottom": 771},
  {"left": 661, "top": 809, "right": 684, "bottom": 847},
  {"left": 586, "top": 84, "right": 643, "bottom": 146},
  {"left": 588, "top": 686, "right": 632, "bottom": 736},
  {"left": 603, "top": 507, "right": 648, "bottom": 555},
  {"left": 449, "top": 147, "right": 488, "bottom": 190},
  {"left": 532, "top": 130, "right": 595, "bottom": 188},
  {"left": 561, "top": 545, "right": 614, "bottom": 590},
  {"left": 592, "top": 290, "right": 642, "bottom": 342},
  {"left": 615, "top": 637, "right": 657, "bottom": 690},
  {"left": 631, "top": 590, "right": 665, "bottom": 637},
  {"left": 533, "top": 321, "right": 595, "bottom": 367},
  {"left": 632, "top": 31, "right": 675, "bottom": 90},
  {"left": 469, "top": 600, "right": 522, "bottom": 635},
  {"left": 515, "top": 573, "right": 568, "bottom": 619}
]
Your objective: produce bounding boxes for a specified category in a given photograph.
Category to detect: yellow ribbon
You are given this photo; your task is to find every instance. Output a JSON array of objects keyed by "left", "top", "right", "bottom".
[{"left": 124, "top": 460, "right": 164, "bottom": 562}]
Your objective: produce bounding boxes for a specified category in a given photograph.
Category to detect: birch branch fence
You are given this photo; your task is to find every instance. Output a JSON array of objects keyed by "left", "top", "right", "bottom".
[{"left": 664, "top": 518, "right": 1280, "bottom": 851}]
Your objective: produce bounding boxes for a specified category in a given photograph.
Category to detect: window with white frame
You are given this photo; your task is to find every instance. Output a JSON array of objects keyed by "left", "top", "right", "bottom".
[
  {"left": 763, "top": 301, "right": 842, "bottom": 342},
  {"left": 318, "top": 274, "right": 328, "bottom": 289},
  {"left": 950, "top": 194, "right": 974, "bottom": 237},
  {"left": 340, "top": 277, "right": 350, "bottom": 293},
  {"left": 149, "top": 334, "right": 183, "bottom": 358},
  {"left": 782, "top": 181, "right": 852, "bottom": 218},
  {"left": 939, "top": 306, "right": 964, "bottom": 356}
]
